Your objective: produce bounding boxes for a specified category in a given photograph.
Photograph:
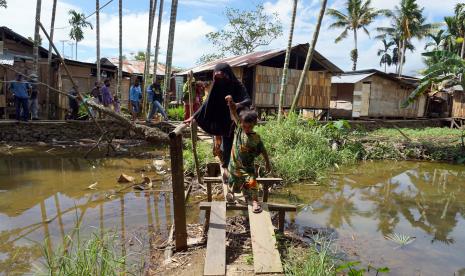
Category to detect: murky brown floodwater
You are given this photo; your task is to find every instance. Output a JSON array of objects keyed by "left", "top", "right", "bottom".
[
  {"left": 273, "top": 161, "right": 465, "bottom": 276},
  {"left": 0, "top": 154, "right": 198, "bottom": 275}
]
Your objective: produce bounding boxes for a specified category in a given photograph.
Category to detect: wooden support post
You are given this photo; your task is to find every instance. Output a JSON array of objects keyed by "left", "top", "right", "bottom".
[
  {"left": 169, "top": 124, "right": 188, "bottom": 251},
  {"left": 278, "top": 210, "right": 285, "bottom": 233},
  {"left": 263, "top": 183, "right": 269, "bottom": 203}
]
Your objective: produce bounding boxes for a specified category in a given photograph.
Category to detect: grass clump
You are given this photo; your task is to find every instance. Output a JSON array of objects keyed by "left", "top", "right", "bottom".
[
  {"left": 283, "top": 237, "right": 338, "bottom": 276},
  {"left": 256, "top": 116, "right": 361, "bottom": 182},
  {"left": 183, "top": 139, "right": 215, "bottom": 175},
  {"left": 167, "top": 106, "right": 184, "bottom": 121},
  {"left": 35, "top": 230, "right": 136, "bottom": 276}
]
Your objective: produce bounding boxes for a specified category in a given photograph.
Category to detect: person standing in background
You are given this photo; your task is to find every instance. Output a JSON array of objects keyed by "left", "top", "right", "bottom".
[
  {"left": 9, "top": 74, "right": 29, "bottom": 122},
  {"left": 101, "top": 79, "right": 113, "bottom": 108},
  {"left": 146, "top": 80, "right": 168, "bottom": 122},
  {"left": 91, "top": 81, "right": 102, "bottom": 103},
  {"left": 28, "top": 74, "right": 39, "bottom": 120},
  {"left": 68, "top": 85, "right": 79, "bottom": 120},
  {"left": 129, "top": 79, "right": 142, "bottom": 121}
]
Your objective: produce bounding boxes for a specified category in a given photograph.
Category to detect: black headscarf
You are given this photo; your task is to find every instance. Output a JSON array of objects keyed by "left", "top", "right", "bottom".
[{"left": 194, "top": 63, "right": 251, "bottom": 137}]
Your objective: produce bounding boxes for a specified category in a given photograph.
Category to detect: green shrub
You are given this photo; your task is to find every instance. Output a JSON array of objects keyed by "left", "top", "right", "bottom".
[
  {"left": 256, "top": 116, "right": 360, "bottom": 182},
  {"left": 167, "top": 106, "right": 185, "bottom": 121}
]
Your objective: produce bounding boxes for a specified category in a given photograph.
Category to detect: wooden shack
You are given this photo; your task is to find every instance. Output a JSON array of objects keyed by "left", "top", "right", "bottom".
[
  {"left": 331, "top": 70, "right": 426, "bottom": 119},
  {"left": 177, "top": 44, "right": 342, "bottom": 113},
  {"left": 451, "top": 87, "right": 465, "bottom": 118},
  {"left": 0, "top": 26, "right": 132, "bottom": 119}
]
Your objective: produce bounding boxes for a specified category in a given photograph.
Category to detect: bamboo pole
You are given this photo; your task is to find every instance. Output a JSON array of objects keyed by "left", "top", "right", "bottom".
[
  {"left": 188, "top": 71, "right": 202, "bottom": 184},
  {"left": 290, "top": 0, "right": 328, "bottom": 114}
]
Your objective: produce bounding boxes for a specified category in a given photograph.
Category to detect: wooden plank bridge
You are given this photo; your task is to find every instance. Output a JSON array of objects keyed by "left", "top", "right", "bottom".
[{"left": 168, "top": 124, "right": 296, "bottom": 276}]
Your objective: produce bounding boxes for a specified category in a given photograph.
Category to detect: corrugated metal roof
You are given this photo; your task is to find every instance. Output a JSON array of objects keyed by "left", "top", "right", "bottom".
[
  {"left": 0, "top": 53, "right": 14, "bottom": 65},
  {"left": 331, "top": 73, "right": 375, "bottom": 84},
  {"left": 107, "top": 58, "right": 165, "bottom": 76},
  {"left": 177, "top": 43, "right": 343, "bottom": 75}
]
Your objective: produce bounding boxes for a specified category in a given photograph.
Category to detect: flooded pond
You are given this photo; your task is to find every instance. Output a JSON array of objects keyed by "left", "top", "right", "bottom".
[
  {"left": 275, "top": 161, "right": 465, "bottom": 275},
  {"left": 0, "top": 154, "right": 199, "bottom": 275}
]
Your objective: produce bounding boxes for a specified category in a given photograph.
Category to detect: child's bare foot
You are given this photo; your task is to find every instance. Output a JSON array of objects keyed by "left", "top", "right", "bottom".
[{"left": 252, "top": 200, "right": 262, "bottom": 213}]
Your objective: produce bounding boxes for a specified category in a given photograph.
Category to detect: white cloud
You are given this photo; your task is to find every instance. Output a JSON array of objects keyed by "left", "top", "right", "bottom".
[{"left": 0, "top": 0, "right": 216, "bottom": 67}]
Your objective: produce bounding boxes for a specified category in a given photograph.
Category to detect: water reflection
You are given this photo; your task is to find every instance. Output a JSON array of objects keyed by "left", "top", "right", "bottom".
[
  {"left": 281, "top": 161, "right": 465, "bottom": 275},
  {"left": 0, "top": 156, "right": 189, "bottom": 275}
]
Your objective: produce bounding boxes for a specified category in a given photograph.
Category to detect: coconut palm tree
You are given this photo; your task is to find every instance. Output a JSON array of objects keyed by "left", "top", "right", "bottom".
[
  {"left": 377, "top": 38, "right": 395, "bottom": 72},
  {"left": 162, "top": 0, "right": 179, "bottom": 107},
  {"left": 33, "top": 0, "right": 42, "bottom": 75},
  {"left": 68, "top": 10, "right": 93, "bottom": 60},
  {"left": 378, "top": 0, "right": 435, "bottom": 76},
  {"left": 117, "top": 0, "right": 123, "bottom": 98},
  {"left": 455, "top": 3, "right": 465, "bottom": 58},
  {"left": 391, "top": 37, "right": 415, "bottom": 73},
  {"left": 278, "top": 0, "right": 298, "bottom": 121},
  {"left": 45, "top": 0, "right": 57, "bottom": 119},
  {"left": 143, "top": 0, "right": 157, "bottom": 113},
  {"left": 153, "top": 0, "right": 164, "bottom": 78},
  {"left": 444, "top": 16, "right": 460, "bottom": 54},
  {"left": 326, "top": 0, "right": 387, "bottom": 71},
  {"left": 424, "top": 30, "right": 446, "bottom": 51},
  {"left": 96, "top": 0, "right": 101, "bottom": 83},
  {"left": 290, "top": 0, "right": 327, "bottom": 113}
]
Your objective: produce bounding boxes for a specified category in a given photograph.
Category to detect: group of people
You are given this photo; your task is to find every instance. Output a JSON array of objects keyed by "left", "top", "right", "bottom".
[
  {"left": 67, "top": 79, "right": 119, "bottom": 120},
  {"left": 185, "top": 63, "right": 270, "bottom": 213},
  {"left": 128, "top": 79, "right": 168, "bottom": 122},
  {"left": 8, "top": 73, "right": 40, "bottom": 121}
]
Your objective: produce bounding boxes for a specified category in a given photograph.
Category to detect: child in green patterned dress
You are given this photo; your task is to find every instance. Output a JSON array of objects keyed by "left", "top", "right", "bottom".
[{"left": 225, "top": 95, "right": 271, "bottom": 213}]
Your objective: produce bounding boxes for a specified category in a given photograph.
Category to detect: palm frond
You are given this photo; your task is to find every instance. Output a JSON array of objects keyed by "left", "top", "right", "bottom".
[
  {"left": 385, "top": 233, "right": 416, "bottom": 247},
  {"left": 335, "top": 28, "right": 349, "bottom": 43}
]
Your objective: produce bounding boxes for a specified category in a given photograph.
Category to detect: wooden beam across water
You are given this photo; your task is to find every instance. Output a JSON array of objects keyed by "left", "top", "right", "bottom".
[
  {"left": 248, "top": 203, "right": 283, "bottom": 274},
  {"left": 204, "top": 201, "right": 226, "bottom": 276}
]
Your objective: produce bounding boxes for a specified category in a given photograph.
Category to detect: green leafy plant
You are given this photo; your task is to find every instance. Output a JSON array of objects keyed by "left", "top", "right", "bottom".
[
  {"left": 337, "top": 261, "right": 390, "bottom": 276},
  {"left": 167, "top": 106, "right": 184, "bottom": 121}
]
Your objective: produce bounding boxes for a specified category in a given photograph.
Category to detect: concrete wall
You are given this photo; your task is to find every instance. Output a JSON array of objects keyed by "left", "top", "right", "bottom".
[{"left": 0, "top": 120, "right": 144, "bottom": 143}]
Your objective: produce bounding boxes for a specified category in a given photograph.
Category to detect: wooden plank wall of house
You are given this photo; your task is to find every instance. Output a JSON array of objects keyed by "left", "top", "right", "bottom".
[
  {"left": 254, "top": 65, "right": 331, "bottom": 109},
  {"left": 358, "top": 75, "right": 425, "bottom": 118},
  {"left": 452, "top": 91, "right": 465, "bottom": 118}
]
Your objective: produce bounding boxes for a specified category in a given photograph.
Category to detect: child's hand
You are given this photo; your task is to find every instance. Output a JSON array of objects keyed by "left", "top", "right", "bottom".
[{"left": 225, "top": 95, "right": 233, "bottom": 104}]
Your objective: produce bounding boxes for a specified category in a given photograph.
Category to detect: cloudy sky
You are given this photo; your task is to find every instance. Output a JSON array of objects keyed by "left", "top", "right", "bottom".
[{"left": 0, "top": 0, "right": 461, "bottom": 75}]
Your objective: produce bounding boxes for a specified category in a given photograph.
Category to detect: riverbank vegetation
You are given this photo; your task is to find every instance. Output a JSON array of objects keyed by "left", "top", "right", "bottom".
[{"left": 184, "top": 116, "right": 465, "bottom": 181}]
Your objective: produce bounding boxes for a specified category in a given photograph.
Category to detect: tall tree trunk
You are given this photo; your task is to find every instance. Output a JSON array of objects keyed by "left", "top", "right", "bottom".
[
  {"left": 290, "top": 0, "right": 327, "bottom": 114},
  {"left": 384, "top": 57, "right": 387, "bottom": 73},
  {"left": 399, "top": 39, "right": 406, "bottom": 76},
  {"left": 143, "top": 0, "right": 157, "bottom": 115},
  {"left": 163, "top": 0, "right": 179, "bottom": 108},
  {"left": 96, "top": 0, "right": 101, "bottom": 83},
  {"left": 117, "top": 0, "right": 122, "bottom": 99},
  {"left": 75, "top": 41, "right": 78, "bottom": 60},
  {"left": 460, "top": 38, "right": 465, "bottom": 59},
  {"left": 352, "top": 29, "right": 358, "bottom": 71},
  {"left": 46, "top": 0, "right": 57, "bottom": 119},
  {"left": 278, "top": 0, "right": 298, "bottom": 121},
  {"left": 33, "top": 0, "right": 42, "bottom": 74},
  {"left": 153, "top": 0, "right": 164, "bottom": 79}
]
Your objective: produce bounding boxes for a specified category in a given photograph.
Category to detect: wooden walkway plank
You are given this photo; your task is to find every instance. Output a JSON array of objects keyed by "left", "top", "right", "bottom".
[
  {"left": 248, "top": 203, "right": 283, "bottom": 274},
  {"left": 204, "top": 201, "right": 227, "bottom": 276},
  {"left": 200, "top": 201, "right": 297, "bottom": 212}
]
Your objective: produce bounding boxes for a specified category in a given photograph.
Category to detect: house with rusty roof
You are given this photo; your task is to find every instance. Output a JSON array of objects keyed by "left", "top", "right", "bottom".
[
  {"left": 330, "top": 69, "right": 427, "bottom": 119},
  {"left": 104, "top": 57, "right": 166, "bottom": 77},
  {"left": 178, "top": 44, "right": 343, "bottom": 114}
]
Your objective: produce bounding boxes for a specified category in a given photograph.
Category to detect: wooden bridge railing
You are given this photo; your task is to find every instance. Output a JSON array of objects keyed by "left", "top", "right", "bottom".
[{"left": 169, "top": 123, "right": 189, "bottom": 251}]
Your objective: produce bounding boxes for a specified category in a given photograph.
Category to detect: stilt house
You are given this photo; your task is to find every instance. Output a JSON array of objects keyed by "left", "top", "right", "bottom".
[
  {"left": 330, "top": 69, "right": 426, "bottom": 119},
  {"left": 178, "top": 44, "right": 343, "bottom": 114}
]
